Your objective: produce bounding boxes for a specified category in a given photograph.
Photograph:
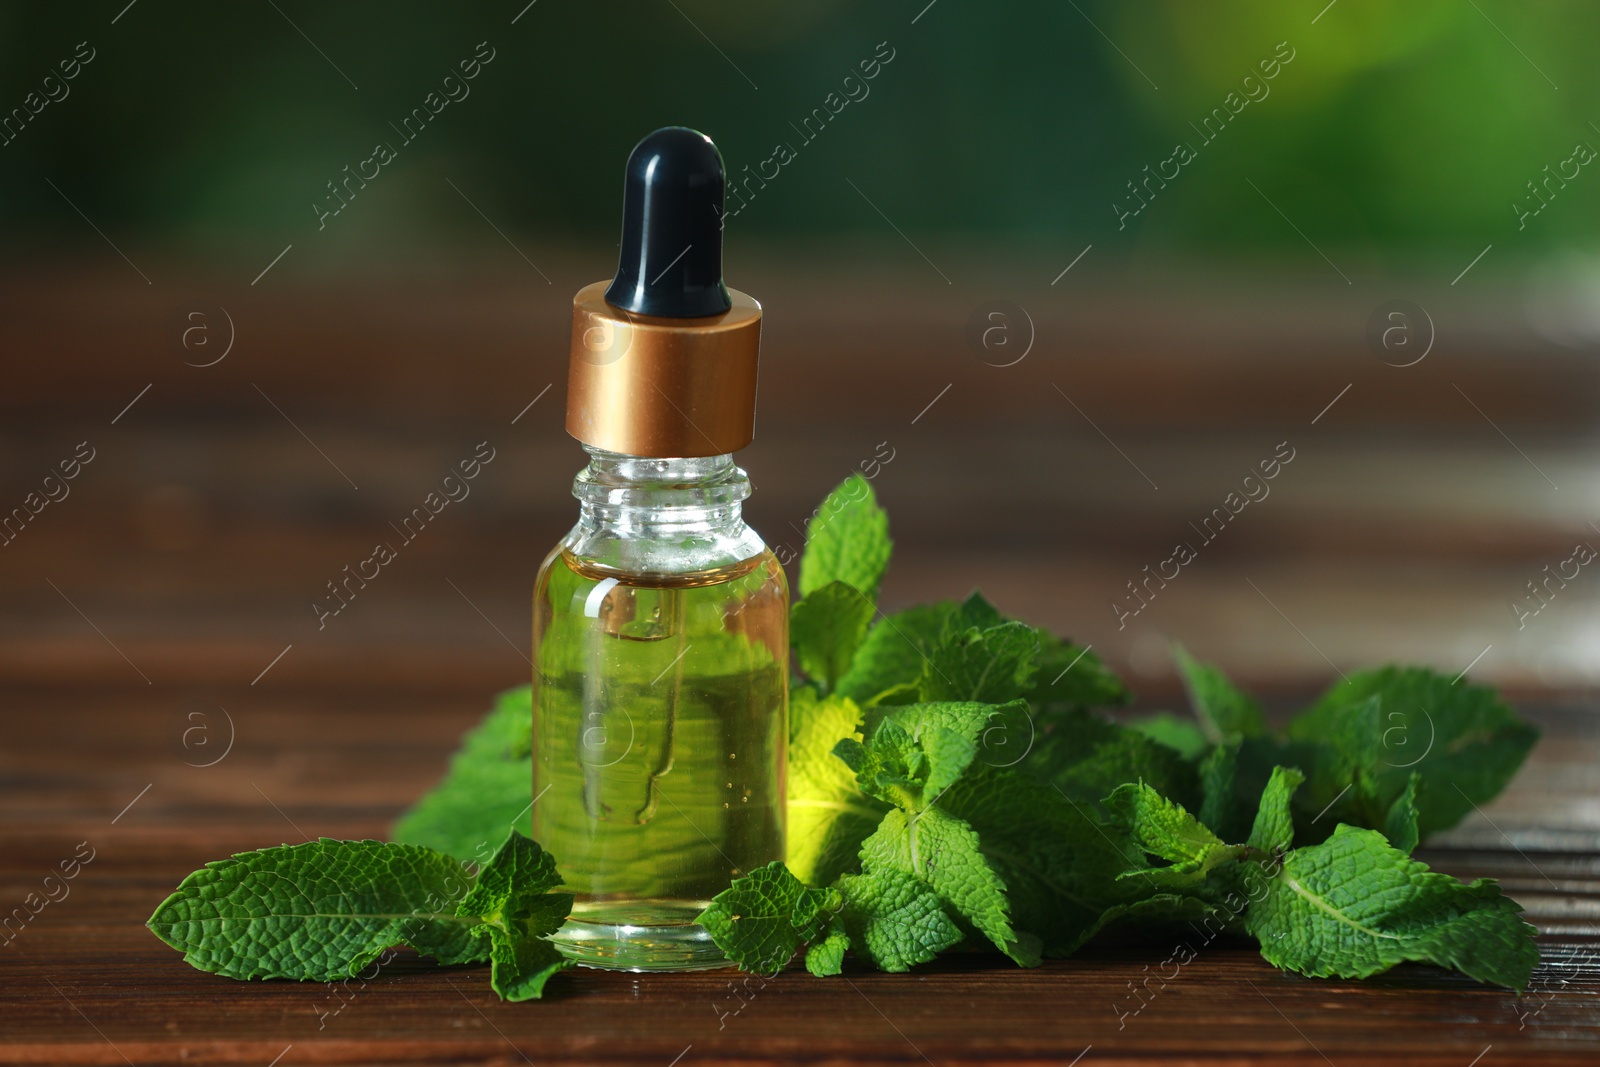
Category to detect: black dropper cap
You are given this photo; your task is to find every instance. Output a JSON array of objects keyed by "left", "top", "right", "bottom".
[{"left": 604, "top": 127, "right": 733, "bottom": 319}]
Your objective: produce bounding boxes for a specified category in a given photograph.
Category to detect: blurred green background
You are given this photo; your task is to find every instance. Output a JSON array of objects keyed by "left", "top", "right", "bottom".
[{"left": 3, "top": 0, "right": 1596, "bottom": 265}]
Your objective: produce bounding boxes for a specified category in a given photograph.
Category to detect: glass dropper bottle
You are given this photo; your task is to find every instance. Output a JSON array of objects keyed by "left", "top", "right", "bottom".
[{"left": 532, "top": 127, "right": 788, "bottom": 971}]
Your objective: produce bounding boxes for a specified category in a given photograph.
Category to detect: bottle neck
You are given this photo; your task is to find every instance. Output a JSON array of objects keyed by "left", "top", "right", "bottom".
[{"left": 565, "top": 447, "right": 766, "bottom": 576}]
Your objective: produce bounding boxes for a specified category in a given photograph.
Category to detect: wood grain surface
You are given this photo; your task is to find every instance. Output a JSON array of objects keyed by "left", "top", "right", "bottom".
[
  {"left": 2, "top": 262, "right": 1598, "bottom": 1063},
  {"left": 1, "top": 683, "right": 1596, "bottom": 1066}
]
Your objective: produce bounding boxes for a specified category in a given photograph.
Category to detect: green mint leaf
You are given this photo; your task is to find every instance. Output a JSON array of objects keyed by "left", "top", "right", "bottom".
[
  {"left": 859, "top": 807, "right": 1040, "bottom": 967},
  {"left": 949, "top": 590, "right": 1005, "bottom": 630},
  {"left": 835, "top": 718, "right": 969, "bottom": 813},
  {"left": 919, "top": 619, "right": 1041, "bottom": 704},
  {"left": 840, "top": 700, "right": 1017, "bottom": 812},
  {"left": 481, "top": 920, "right": 571, "bottom": 1001},
  {"left": 697, "top": 861, "right": 842, "bottom": 973},
  {"left": 1214, "top": 733, "right": 1324, "bottom": 847},
  {"left": 457, "top": 834, "right": 573, "bottom": 1001},
  {"left": 1130, "top": 712, "right": 1210, "bottom": 760},
  {"left": 843, "top": 693, "right": 1045, "bottom": 967},
  {"left": 1175, "top": 646, "right": 1267, "bottom": 741},
  {"left": 804, "top": 920, "right": 851, "bottom": 976},
  {"left": 786, "top": 689, "right": 889, "bottom": 887},
  {"left": 1028, "top": 634, "right": 1131, "bottom": 712},
  {"left": 799, "top": 474, "right": 891, "bottom": 603},
  {"left": 829, "top": 868, "right": 963, "bottom": 972},
  {"left": 1245, "top": 766, "right": 1305, "bottom": 855},
  {"left": 1245, "top": 824, "right": 1539, "bottom": 990},
  {"left": 868, "top": 698, "right": 1013, "bottom": 744},
  {"left": 938, "top": 765, "right": 1154, "bottom": 956},
  {"left": 1105, "top": 782, "right": 1247, "bottom": 886},
  {"left": 1023, "top": 707, "right": 1200, "bottom": 815},
  {"left": 1290, "top": 666, "right": 1537, "bottom": 838},
  {"left": 1383, "top": 772, "right": 1422, "bottom": 854},
  {"left": 836, "top": 602, "right": 955, "bottom": 706},
  {"left": 458, "top": 829, "right": 565, "bottom": 920},
  {"left": 1198, "top": 742, "right": 1242, "bottom": 841},
  {"left": 1080, "top": 893, "right": 1227, "bottom": 946},
  {"left": 392, "top": 686, "right": 534, "bottom": 863},
  {"left": 1295, "top": 694, "right": 1385, "bottom": 830},
  {"left": 148, "top": 839, "right": 487, "bottom": 981},
  {"left": 790, "top": 580, "right": 876, "bottom": 691}
]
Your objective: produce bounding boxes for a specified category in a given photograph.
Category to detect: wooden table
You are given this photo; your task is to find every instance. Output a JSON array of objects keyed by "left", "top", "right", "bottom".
[
  {"left": 2, "top": 683, "right": 1597, "bottom": 1065},
  {"left": 3, "top": 260, "right": 1598, "bottom": 1063}
]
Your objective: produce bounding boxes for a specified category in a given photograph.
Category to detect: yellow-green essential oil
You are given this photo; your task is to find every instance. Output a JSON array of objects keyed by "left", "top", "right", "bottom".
[
  {"left": 532, "top": 547, "right": 787, "bottom": 969},
  {"left": 536, "top": 126, "right": 784, "bottom": 970}
]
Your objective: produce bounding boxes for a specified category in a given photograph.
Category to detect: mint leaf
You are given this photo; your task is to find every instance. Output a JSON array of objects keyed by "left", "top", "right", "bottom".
[
  {"left": 869, "top": 698, "right": 1011, "bottom": 742},
  {"left": 1292, "top": 693, "right": 1386, "bottom": 832},
  {"left": 148, "top": 839, "right": 488, "bottom": 981},
  {"left": 836, "top": 720, "right": 972, "bottom": 813},
  {"left": 1106, "top": 782, "right": 1246, "bottom": 887},
  {"left": 805, "top": 920, "right": 851, "bottom": 976},
  {"left": 1290, "top": 667, "right": 1537, "bottom": 839},
  {"left": 1176, "top": 646, "right": 1267, "bottom": 741},
  {"left": 1028, "top": 634, "right": 1130, "bottom": 711},
  {"left": 948, "top": 589, "right": 1005, "bottom": 630},
  {"left": 698, "top": 861, "right": 842, "bottom": 973},
  {"left": 790, "top": 580, "right": 875, "bottom": 691},
  {"left": 920, "top": 619, "right": 1040, "bottom": 704},
  {"left": 1081, "top": 893, "right": 1226, "bottom": 945},
  {"left": 1130, "top": 712, "right": 1209, "bottom": 760},
  {"left": 828, "top": 868, "right": 962, "bottom": 973},
  {"left": 1245, "top": 765, "right": 1305, "bottom": 855},
  {"left": 479, "top": 918, "right": 571, "bottom": 1001},
  {"left": 392, "top": 686, "right": 533, "bottom": 863},
  {"left": 786, "top": 690, "right": 889, "bottom": 887},
  {"left": 458, "top": 833, "right": 574, "bottom": 1001},
  {"left": 1023, "top": 707, "right": 1200, "bottom": 815},
  {"left": 1245, "top": 824, "right": 1539, "bottom": 990},
  {"left": 939, "top": 765, "right": 1154, "bottom": 956},
  {"left": 835, "top": 703, "right": 1041, "bottom": 965},
  {"left": 1383, "top": 772, "right": 1422, "bottom": 854},
  {"left": 1197, "top": 742, "right": 1242, "bottom": 841},
  {"left": 835, "top": 595, "right": 1109, "bottom": 713},
  {"left": 799, "top": 474, "right": 891, "bottom": 602},
  {"left": 859, "top": 807, "right": 1041, "bottom": 967},
  {"left": 838, "top": 700, "right": 1010, "bottom": 812},
  {"left": 836, "top": 602, "right": 954, "bottom": 705},
  {"left": 458, "top": 829, "right": 562, "bottom": 918}
]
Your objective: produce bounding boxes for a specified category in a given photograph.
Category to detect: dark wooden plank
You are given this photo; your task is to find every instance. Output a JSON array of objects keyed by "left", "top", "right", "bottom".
[
  {"left": 2, "top": 687, "right": 1597, "bottom": 1065},
  {"left": 1, "top": 260, "right": 1595, "bottom": 428}
]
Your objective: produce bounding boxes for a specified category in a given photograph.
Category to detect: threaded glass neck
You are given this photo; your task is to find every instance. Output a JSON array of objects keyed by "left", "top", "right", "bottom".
[{"left": 564, "top": 447, "right": 765, "bottom": 576}]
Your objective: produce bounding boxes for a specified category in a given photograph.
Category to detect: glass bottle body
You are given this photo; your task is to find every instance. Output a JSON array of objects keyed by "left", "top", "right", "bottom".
[{"left": 532, "top": 450, "right": 787, "bottom": 971}]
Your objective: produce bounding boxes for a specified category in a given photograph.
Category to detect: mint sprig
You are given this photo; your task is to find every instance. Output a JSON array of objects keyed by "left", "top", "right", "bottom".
[
  {"left": 1247, "top": 824, "right": 1538, "bottom": 989},
  {"left": 699, "top": 475, "right": 1541, "bottom": 989},
  {"left": 798, "top": 473, "right": 892, "bottom": 602},
  {"left": 148, "top": 833, "right": 572, "bottom": 1000},
  {"left": 152, "top": 473, "right": 1543, "bottom": 999}
]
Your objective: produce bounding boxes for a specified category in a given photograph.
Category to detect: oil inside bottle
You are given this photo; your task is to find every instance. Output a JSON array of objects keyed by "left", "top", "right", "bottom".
[{"left": 532, "top": 547, "right": 787, "bottom": 970}]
